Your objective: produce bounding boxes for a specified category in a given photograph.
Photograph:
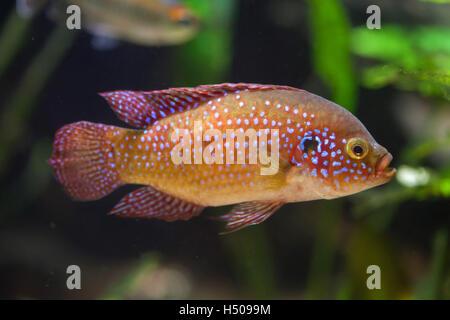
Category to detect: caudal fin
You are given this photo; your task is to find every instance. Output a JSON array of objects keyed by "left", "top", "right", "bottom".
[{"left": 48, "top": 121, "right": 124, "bottom": 201}]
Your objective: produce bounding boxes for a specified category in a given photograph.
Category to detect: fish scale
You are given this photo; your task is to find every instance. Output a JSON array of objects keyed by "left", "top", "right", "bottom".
[
  {"left": 114, "top": 90, "right": 292, "bottom": 203},
  {"left": 49, "top": 83, "right": 395, "bottom": 233}
]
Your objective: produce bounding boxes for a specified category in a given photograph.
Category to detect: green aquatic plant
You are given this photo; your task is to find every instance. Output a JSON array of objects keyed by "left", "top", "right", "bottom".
[
  {"left": 0, "top": 10, "right": 32, "bottom": 80},
  {"left": 175, "top": 0, "right": 236, "bottom": 85},
  {"left": 223, "top": 224, "right": 278, "bottom": 299},
  {"left": 401, "top": 136, "right": 450, "bottom": 165},
  {"left": 307, "top": 0, "right": 357, "bottom": 112},
  {"left": 420, "top": 0, "right": 450, "bottom": 3},
  {"left": 0, "top": 138, "right": 52, "bottom": 223},
  {"left": 304, "top": 203, "right": 340, "bottom": 299},
  {"left": 0, "top": 24, "right": 76, "bottom": 178},
  {"left": 102, "top": 253, "right": 160, "bottom": 300},
  {"left": 414, "top": 229, "right": 449, "bottom": 299},
  {"left": 351, "top": 25, "right": 450, "bottom": 99}
]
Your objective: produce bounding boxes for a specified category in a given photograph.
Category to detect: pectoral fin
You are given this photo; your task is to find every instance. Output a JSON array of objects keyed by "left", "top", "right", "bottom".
[{"left": 219, "top": 201, "right": 284, "bottom": 234}]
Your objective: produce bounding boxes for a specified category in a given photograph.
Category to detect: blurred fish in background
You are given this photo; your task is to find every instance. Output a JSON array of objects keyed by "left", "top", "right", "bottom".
[{"left": 16, "top": 0, "right": 200, "bottom": 47}]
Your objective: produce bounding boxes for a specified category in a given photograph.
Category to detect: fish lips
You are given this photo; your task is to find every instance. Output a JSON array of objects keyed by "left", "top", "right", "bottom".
[{"left": 375, "top": 152, "right": 396, "bottom": 178}]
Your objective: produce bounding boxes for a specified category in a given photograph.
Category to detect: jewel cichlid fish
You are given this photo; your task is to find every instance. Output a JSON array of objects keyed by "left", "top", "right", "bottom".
[{"left": 48, "top": 83, "right": 396, "bottom": 233}]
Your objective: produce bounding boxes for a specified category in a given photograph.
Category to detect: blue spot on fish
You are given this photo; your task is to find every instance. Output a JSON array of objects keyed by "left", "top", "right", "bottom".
[{"left": 333, "top": 167, "right": 348, "bottom": 176}]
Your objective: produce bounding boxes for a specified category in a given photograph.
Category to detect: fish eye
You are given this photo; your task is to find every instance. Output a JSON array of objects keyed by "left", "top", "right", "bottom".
[
  {"left": 169, "top": 7, "right": 193, "bottom": 25},
  {"left": 346, "top": 138, "right": 369, "bottom": 159},
  {"left": 177, "top": 16, "right": 192, "bottom": 26}
]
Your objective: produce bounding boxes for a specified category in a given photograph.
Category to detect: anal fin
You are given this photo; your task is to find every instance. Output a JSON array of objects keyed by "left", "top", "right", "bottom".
[
  {"left": 110, "top": 186, "right": 204, "bottom": 221},
  {"left": 219, "top": 201, "right": 284, "bottom": 234}
]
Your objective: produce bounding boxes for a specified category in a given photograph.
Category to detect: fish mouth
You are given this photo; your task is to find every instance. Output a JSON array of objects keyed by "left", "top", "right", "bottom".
[{"left": 376, "top": 152, "right": 396, "bottom": 178}]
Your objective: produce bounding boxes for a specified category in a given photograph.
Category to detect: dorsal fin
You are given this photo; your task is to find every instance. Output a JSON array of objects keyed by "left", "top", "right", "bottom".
[{"left": 99, "top": 83, "right": 300, "bottom": 128}]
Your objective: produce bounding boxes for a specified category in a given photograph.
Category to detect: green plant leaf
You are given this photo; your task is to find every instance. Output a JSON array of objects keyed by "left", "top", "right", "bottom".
[{"left": 307, "top": 0, "right": 357, "bottom": 112}]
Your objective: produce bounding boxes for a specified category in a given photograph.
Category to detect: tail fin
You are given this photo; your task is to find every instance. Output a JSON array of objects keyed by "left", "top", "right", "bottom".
[{"left": 48, "top": 121, "right": 124, "bottom": 201}]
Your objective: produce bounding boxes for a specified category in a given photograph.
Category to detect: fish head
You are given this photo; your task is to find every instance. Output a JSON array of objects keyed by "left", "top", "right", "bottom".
[
  {"left": 120, "top": 1, "right": 201, "bottom": 46},
  {"left": 163, "top": 5, "right": 200, "bottom": 42},
  {"left": 292, "top": 97, "right": 396, "bottom": 199},
  {"left": 335, "top": 126, "right": 396, "bottom": 193},
  {"left": 168, "top": 6, "right": 199, "bottom": 26}
]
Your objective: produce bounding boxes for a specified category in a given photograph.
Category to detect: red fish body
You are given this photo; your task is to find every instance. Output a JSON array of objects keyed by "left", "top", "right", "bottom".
[{"left": 49, "top": 83, "right": 395, "bottom": 232}]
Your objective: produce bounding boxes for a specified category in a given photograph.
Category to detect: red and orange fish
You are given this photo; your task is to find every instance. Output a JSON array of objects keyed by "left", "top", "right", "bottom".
[{"left": 49, "top": 83, "right": 396, "bottom": 232}]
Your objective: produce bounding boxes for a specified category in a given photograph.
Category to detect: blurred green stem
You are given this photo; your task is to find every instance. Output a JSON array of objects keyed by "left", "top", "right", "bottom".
[
  {"left": 175, "top": 0, "right": 236, "bottom": 85},
  {"left": 304, "top": 201, "right": 340, "bottom": 299},
  {"left": 0, "top": 26, "right": 76, "bottom": 177},
  {"left": 307, "top": 0, "right": 357, "bottom": 112},
  {"left": 0, "top": 138, "right": 52, "bottom": 223},
  {"left": 0, "top": 10, "right": 32, "bottom": 79},
  {"left": 401, "top": 136, "right": 450, "bottom": 165},
  {"left": 102, "top": 253, "right": 160, "bottom": 300},
  {"left": 223, "top": 224, "right": 278, "bottom": 299},
  {"left": 415, "top": 229, "right": 449, "bottom": 299}
]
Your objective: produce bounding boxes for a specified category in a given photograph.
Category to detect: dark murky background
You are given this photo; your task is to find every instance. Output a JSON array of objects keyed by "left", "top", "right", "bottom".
[{"left": 0, "top": 0, "right": 449, "bottom": 299}]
